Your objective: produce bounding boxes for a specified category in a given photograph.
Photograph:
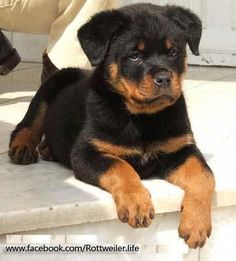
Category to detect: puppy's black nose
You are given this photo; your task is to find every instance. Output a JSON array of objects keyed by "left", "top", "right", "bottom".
[{"left": 154, "top": 72, "right": 172, "bottom": 86}]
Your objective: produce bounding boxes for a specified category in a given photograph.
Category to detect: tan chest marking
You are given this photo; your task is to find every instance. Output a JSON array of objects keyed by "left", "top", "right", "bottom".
[{"left": 90, "top": 134, "right": 195, "bottom": 160}]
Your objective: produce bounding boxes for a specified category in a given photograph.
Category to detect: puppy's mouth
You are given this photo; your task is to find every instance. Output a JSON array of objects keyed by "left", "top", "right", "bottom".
[
  {"left": 131, "top": 93, "right": 175, "bottom": 105},
  {"left": 126, "top": 76, "right": 178, "bottom": 105}
]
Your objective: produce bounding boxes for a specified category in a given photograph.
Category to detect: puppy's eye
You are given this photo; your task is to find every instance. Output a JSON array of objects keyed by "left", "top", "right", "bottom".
[
  {"left": 169, "top": 48, "right": 179, "bottom": 58},
  {"left": 128, "top": 51, "right": 142, "bottom": 62}
]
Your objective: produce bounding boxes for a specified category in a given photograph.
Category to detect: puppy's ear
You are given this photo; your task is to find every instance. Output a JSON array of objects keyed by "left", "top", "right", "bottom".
[
  {"left": 78, "top": 10, "right": 128, "bottom": 66},
  {"left": 165, "top": 6, "right": 202, "bottom": 55}
]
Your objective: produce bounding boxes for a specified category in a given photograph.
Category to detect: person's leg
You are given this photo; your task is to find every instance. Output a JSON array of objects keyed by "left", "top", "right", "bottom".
[
  {"left": 0, "top": 0, "right": 59, "bottom": 34},
  {"left": 46, "top": 0, "right": 120, "bottom": 75}
]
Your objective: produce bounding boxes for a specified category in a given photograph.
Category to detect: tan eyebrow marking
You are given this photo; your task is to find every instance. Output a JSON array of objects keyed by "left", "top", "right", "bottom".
[
  {"left": 165, "top": 39, "right": 173, "bottom": 49},
  {"left": 137, "top": 42, "right": 145, "bottom": 51}
]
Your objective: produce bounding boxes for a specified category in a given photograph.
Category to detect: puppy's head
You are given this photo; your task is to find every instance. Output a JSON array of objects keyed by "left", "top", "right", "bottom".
[{"left": 78, "top": 4, "right": 202, "bottom": 114}]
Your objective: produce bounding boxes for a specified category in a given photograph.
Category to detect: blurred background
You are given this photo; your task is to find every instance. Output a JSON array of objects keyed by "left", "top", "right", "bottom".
[{"left": 3, "top": 0, "right": 236, "bottom": 67}]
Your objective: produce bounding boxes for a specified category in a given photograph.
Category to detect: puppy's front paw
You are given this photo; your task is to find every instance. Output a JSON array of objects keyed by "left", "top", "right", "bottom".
[
  {"left": 179, "top": 201, "right": 212, "bottom": 249},
  {"left": 114, "top": 186, "right": 155, "bottom": 228},
  {"left": 9, "top": 144, "right": 38, "bottom": 164}
]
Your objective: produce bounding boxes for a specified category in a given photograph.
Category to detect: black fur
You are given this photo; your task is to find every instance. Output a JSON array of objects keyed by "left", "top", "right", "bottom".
[{"left": 9, "top": 3, "right": 210, "bottom": 185}]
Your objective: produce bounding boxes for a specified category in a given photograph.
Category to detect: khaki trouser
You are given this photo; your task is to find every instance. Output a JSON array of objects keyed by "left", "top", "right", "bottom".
[{"left": 0, "top": 0, "right": 119, "bottom": 69}]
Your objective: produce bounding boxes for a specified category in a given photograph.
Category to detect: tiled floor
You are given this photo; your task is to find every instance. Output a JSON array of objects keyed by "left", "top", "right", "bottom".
[{"left": 0, "top": 63, "right": 236, "bottom": 237}]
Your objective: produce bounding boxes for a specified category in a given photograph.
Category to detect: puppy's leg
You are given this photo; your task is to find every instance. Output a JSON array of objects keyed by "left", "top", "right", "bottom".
[
  {"left": 9, "top": 68, "right": 80, "bottom": 164},
  {"left": 38, "top": 138, "right": 55, "bottom": 162},
  {"left": 166, "top": 147, "right": 215, "bottom": 248},
  {"left": 71, "top": 145, "right": 155, "bottom": 228},
  {"left": 100, "top": 157, "right": 155, "bottom": 228},
  {"left": 9, "top": 95, "right": 47, "bottom": 164}
]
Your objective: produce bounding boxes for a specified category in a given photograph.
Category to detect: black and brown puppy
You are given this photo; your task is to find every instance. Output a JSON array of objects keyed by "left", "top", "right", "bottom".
[{"left": 9, "top": 4, "right": 215, "bottom": 249}]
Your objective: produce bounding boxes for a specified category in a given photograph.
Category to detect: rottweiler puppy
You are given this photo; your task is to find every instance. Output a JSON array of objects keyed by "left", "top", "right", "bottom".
[{"left": 9, "top": 4, "right": 215, "bottom": 249}]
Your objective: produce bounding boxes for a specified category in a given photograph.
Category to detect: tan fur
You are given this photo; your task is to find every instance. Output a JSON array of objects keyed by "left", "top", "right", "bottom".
[
  {"left": 9, "top": 102, "right": 48, "bottom": 162},
  {"left": 171, "top": 72, "right": 183, "bottom": 100},
  {"left": 137, "top": 42, "right": 145, "bottom": 51},
  {"left": 10, "top": 128, "right": 39, "bottom": 148},
  {"left": 11, "top": 102, "right": 47, "bottom": 148},
  {"left": 91, "top": 134, "right": 194, "bottom": 159},
  {"left": 109, "top": 62, "right": 185, "bottom": 114},
  {"left": 165, "top": 39, "right": 173, "bottom": 49},
  {"left": 125, "top": 96, "right": 176, "bottom": 114},
  {"left": 167, "top": 156, "right": 215, "bottom": 248},
  {"left": 109, "top": 63, "right": 119, "bottom": 83},
  {"left": 99, "top": 157, "right": 154, "bottom": 228},
  {"left": 90, "top": 138, "right": 141, "bottom": 157},
  {"left": 148, "top": 134, "right": 195, "bottom": 154}
]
